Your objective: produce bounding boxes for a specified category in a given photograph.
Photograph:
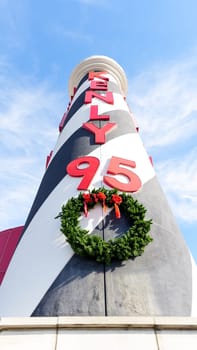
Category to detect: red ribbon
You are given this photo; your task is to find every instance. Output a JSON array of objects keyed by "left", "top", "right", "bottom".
[
  {"left": 83, "top": 193, "right": 92, "bottom": 217},
  {"left": 84, "top": 201, "right": 88, "bottom": 217},
  {"left": 111, "top": 194, "right": 122, "bottom": 218},
  {"left": 97, "top": 192, "right": 107, "bottom": 212}
]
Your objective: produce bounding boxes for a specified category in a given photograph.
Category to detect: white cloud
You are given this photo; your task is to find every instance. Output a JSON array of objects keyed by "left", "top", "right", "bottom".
[
  {"left": 0, "top": 0, "right": 28, "bottom": 49},
  {"left": 128, "top": 58, "right": 197, "bottom": 149},
  {"left": 156, "top": 149, "right": 197, "bottom": 222},
  {"left": 128, "top": 56, "right": 197, "bottom": 223},
  {"left": 0, "top": 65, "right": 66, "bottom": 230}
]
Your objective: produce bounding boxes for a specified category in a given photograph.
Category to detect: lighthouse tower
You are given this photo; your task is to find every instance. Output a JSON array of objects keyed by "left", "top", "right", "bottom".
[{"left": 0, "top": 56, "right": 196, "bottom": 323}]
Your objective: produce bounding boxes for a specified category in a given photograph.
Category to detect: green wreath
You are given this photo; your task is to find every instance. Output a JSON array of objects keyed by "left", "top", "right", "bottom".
[{"left": 56, "top": 188, "right": 153, "bottom": 264}]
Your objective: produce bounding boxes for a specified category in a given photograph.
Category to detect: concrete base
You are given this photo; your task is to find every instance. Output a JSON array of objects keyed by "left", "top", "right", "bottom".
[{"left": 1, "top": 317, "right": 197, "bottom": 350}]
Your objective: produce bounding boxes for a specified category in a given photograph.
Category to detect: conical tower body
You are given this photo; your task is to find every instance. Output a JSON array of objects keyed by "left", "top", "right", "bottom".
[{"left": 0, "top": 56, "right": 194, "bottom": 317}]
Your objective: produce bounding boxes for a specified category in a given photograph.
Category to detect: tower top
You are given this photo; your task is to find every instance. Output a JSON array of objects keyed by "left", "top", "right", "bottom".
[{"left": 68, "top": 55, "right": 128, "bottom": 97}]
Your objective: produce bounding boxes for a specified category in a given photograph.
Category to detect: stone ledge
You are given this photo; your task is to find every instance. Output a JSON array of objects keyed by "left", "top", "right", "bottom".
[{"left": 1, "top": 317, "right": 197, "bottom": 331}]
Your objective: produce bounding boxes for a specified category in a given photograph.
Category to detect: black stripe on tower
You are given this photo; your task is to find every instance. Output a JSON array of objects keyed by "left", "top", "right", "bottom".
[{"left": 23, "top": 127, "right": 98, "bottom": 231}]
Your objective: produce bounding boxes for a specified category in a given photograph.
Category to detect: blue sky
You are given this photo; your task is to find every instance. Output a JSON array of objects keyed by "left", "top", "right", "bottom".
[{"left": 0, "top": 0, "right": 196, "bottom": 262}]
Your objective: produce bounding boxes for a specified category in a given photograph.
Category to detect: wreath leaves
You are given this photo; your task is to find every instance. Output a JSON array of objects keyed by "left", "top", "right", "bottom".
[{"left": 56, "top": 188, "right": 153, "bottom": 264}]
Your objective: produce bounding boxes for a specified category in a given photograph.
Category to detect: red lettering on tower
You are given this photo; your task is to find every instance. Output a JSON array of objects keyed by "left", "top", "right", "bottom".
[
  {"left": 90, "top": 80, "right": 108, "bottom": 90},
  {"left": 89, "top": 105, "right": 110, "bottom": 121},
  {"left": 149, "top": 156, "right": 153, "bottom": 166},
  {"left": 59, "top": 112, "right": 67, "bottom": 132},
  {"left": 83, "top": 122, "right": 117, "bottom": 144},
  {"left": 85, "top": 91, "right": 114, "bottom": 104},
  {"left": 103, "top": 156, "right": 142, "bottom": 192},
  {"left": 88, "top": 71, "right": 109, "bottom": 81},
  {"left": 66, "top": 156, "right": 100, "bottom": 190},
  {"left": 45, "top": 151, "right": 53, "bottom": 169}
]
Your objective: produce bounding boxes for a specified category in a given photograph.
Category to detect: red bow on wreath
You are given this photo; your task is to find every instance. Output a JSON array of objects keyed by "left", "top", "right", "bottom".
[
  {"left": 111, "top": 194, "right": 122, "bottom": 218},
  {"left": 83, "top": 192, "right": 122, "bottom": 219},
  {"left": 97, "top": 192, "right": 107, "bottom": 212}
]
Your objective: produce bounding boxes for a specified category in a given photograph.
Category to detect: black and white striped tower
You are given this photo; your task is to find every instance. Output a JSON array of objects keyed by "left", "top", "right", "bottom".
[{"left": 0, "top": 56, "right": 196, "bottom": 317}]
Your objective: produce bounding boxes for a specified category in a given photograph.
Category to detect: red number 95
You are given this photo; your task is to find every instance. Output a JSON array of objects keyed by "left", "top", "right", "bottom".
[{"left": 66, "top": 156, "right": 141, "bottom": 192}]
